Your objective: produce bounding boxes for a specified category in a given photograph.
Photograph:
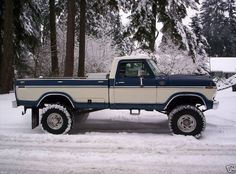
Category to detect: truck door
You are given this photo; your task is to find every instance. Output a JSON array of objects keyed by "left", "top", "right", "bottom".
[{"left": 113, "top": 60, "right": 157, "bottom": 109}]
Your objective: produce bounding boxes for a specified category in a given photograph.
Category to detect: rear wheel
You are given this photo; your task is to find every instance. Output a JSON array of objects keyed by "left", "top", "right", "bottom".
[
  {"left": 168, "top": 105, "right": 206, "bottom": 138},
  {"left": 41, "top": 105, "right": 72, "bottom": 134}
]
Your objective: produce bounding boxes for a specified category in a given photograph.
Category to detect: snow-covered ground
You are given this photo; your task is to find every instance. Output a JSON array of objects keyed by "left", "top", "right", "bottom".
[{"left": 0, "top": 89, "right": 236, "bottom": 174}]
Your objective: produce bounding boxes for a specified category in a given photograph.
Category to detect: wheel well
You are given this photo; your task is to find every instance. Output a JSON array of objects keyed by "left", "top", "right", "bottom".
[
  {"left": 165, "top": 96, "right": 205, "bottom": 113},
  {"left": 37, "top": 95, "right": 74, "bottom": 109}
]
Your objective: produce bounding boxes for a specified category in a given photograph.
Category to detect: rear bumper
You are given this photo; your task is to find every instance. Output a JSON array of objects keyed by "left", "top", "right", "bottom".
[{"left": 213, "top": 100, "right": 219, "bottom": 109}]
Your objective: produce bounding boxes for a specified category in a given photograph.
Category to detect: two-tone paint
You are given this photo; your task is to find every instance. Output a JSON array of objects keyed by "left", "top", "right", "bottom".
[{"left": 15, "top": 56, "right": 217, "bottom": 113}]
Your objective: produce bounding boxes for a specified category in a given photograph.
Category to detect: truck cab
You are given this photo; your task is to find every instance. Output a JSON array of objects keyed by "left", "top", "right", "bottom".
[{"left": 110, "top": 57, "right": 158, "bottom": 109}]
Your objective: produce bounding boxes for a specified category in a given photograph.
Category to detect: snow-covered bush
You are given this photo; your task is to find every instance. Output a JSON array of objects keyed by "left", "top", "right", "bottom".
[
  {"left": 155, "top": 41, "right": 198, "bottom": 74},
  {"left": 34, "top": 33, "right": 118, "bottom": 77},
  {"left": 27, "top": 24, "right": 67, "bottom": 78},
  {"left": 82, "top": 35, "right": 119, "bottom": 74},
  {"left": 131, "top": 40, "right": 207, "bottom": 75}
]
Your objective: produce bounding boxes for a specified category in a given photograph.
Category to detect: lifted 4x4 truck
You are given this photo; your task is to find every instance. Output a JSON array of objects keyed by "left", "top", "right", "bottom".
[{"left": 13, "top": 56, "right": 219, "bottom": 137}]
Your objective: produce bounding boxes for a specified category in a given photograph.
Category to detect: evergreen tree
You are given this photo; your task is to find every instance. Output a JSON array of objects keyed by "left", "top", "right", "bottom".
[
  {"left": 49, "top": 0, "right": 59, "bottom": 76},
  {"left": 200, "top": 0, "right": 236, "bottom": 57},
  {"left": 0, "top": 0, "right": 13, "bottom": 93},
  {"left": 0, "top": 0, "right": 4, "bottom": 84},
  {"left": 158, "top": 0, "right": 200, "bottom": 60},
  {"left": 83, "top": 0, "right": 121, "bottom": 40},
  {"left": 226, "top": 0, "right": 236, "bottom": 56},
  {"left": 123, "top": 0, "right": 200, "bottom": 62},
  {"left": 123, "top": 0, "right": 158, "bottom": 52},
  {"left": 78, "top": 0, "right": 86, "bottom": 77},
  {"left": 13, "top": 0, "right": 41, "bottom": 77},
  {"left": 190, "top": 14, "right": 209, "bottom": 73},
  {"left": 0, "top": 0, "right": 41, "bottom": 82},
  {"left": 64, "top": 0, "right": 76, "bottom": 77}
]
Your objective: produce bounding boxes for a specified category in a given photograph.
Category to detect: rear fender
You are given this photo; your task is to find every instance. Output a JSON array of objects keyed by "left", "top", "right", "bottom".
[{"left": 37, "top": 92, "right": 75, "bottom": 108}]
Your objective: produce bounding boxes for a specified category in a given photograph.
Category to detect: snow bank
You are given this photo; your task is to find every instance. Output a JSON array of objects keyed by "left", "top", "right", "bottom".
[{"left": 216, "top": 74, "right": 236, "bottom": 90}]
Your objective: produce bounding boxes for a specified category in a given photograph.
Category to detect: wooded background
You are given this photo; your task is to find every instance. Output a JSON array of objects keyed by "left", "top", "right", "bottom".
[{"left": 0, "top": 0, "right": 235, "bottom": 93}]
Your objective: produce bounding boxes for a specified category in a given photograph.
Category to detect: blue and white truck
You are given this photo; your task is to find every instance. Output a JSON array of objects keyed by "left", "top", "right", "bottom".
[{"left": 13, "top": 56, "right": 218, "bottom": 137}]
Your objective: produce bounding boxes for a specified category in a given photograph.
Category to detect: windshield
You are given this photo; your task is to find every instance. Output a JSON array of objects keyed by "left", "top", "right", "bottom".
[{"left": 147, "top": 60, "right": 160, "bottom": 76}]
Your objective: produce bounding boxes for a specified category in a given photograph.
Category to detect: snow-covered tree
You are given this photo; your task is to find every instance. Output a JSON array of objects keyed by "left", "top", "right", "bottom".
[
  {"left": 200, "top": 0, "right": 236, "bottom": 57},
  {"left": 25, "top": 0, "right": 68, "bottom": 78},
  {"left": 123, "top": 0, "right": 203, "bottom": 62},
  {"left": 13, "top": 0, "right": 41, "bottom": 78},
  {"left": 225, "top": 0, "right": 236, "bottom": 56},
  {"left": 88, "top": 0, "right": 131, "bottom": 55},
  {"left": 0, "top": 0, "right": 41, "bottom": 85},
  {"left": 190, "top": 14, "right": 210, "bottom": 73},
  {"left": 123, "top": 0, "right": 158, "bottom": 52},
  {"left": 158, "top": 0, "right": 201, "bottom": 60},
  {"left": 75, "top": 0, "right": 125, "bottom": 76}
]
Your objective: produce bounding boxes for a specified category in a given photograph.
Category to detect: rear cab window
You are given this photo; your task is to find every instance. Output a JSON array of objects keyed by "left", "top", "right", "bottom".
[{"left": 116, "top": 60, "right": 154, "bottom": 79}]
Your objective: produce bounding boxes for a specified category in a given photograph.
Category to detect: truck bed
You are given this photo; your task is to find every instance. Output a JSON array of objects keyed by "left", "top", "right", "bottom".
[{"left": 15, "top": 78, "right": 109, "bottom": 109}]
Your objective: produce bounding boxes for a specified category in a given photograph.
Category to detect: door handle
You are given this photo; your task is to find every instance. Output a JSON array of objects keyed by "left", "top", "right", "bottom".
[{"left": 116, "top": 82, "right": 125, "bottom": 84}]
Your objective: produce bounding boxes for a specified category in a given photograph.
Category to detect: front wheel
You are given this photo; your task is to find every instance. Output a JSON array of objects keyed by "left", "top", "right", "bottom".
[
  {"left": 41, "top": 105, "right": 72, "bottom": 134},
  {"left": 168, "top": 105, "right": 206, "bottom": 138}
]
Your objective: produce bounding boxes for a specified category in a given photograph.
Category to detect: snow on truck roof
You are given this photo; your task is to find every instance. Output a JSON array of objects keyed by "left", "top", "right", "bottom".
[{"left": 114, "top": 55, "right": 151, "bottom": 60}]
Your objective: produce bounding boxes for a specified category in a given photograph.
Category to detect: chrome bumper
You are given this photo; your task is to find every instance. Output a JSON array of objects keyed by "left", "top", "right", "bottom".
[
  {"left": 213, "top": 100, "right": 219, "bottom": 109},
  {"left": 12, "top": 100, "right": 17, "bottom": 108}
]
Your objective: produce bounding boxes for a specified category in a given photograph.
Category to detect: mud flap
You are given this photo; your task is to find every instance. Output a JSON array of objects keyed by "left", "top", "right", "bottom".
[{"left": 32, "top": 108, "right": 39, "bottom": 129}]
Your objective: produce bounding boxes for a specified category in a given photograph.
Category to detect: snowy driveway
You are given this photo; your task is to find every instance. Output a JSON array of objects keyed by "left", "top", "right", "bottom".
[{"left": 0, "top": 89, "right": 236, "bottom": 174}]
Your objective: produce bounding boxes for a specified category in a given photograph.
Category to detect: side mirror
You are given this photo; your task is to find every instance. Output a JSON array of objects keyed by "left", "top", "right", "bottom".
[
  {"left": 138, "top": 69, "right": 145, "bottom": 87},
  {"left": 138, "top": 69, "right": 145, "bottom": 77}
]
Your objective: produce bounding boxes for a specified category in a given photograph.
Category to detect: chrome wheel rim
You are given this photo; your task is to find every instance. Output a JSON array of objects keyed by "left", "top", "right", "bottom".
[
  {"left": 177, "top": 115, "right": 197, "bottom": 133},
  {"left": 47, "top": 113, "right": 64, "bottom": 130}
]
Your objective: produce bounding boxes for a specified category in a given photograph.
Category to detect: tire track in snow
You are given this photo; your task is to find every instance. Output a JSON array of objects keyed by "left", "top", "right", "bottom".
[
  {"left": 0, "top": 140, "right": 236, "bottom": 156},
  {"left": 0, "top": 134, "right": 235, "bottom": 174},
  {"left": 0, "top": 134, "right": 235, "bottom": 168},
  {"left": 1, "top": 133, "right": 236, "bottom": 156}
]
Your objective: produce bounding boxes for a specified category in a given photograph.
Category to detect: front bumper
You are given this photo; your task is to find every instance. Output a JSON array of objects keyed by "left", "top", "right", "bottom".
[{"left": 213, "top": 100, "right": 219, "bottom": 109}]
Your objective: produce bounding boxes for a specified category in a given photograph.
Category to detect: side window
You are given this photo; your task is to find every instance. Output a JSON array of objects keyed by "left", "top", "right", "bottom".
[{"left": 117, "top": 61, "right": 151, "bottom": 78}]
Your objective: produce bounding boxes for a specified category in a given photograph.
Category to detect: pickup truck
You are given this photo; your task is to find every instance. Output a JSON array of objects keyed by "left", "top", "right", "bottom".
[{"left": 13, "top": 56, "right": 218, "bottom": 137}]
